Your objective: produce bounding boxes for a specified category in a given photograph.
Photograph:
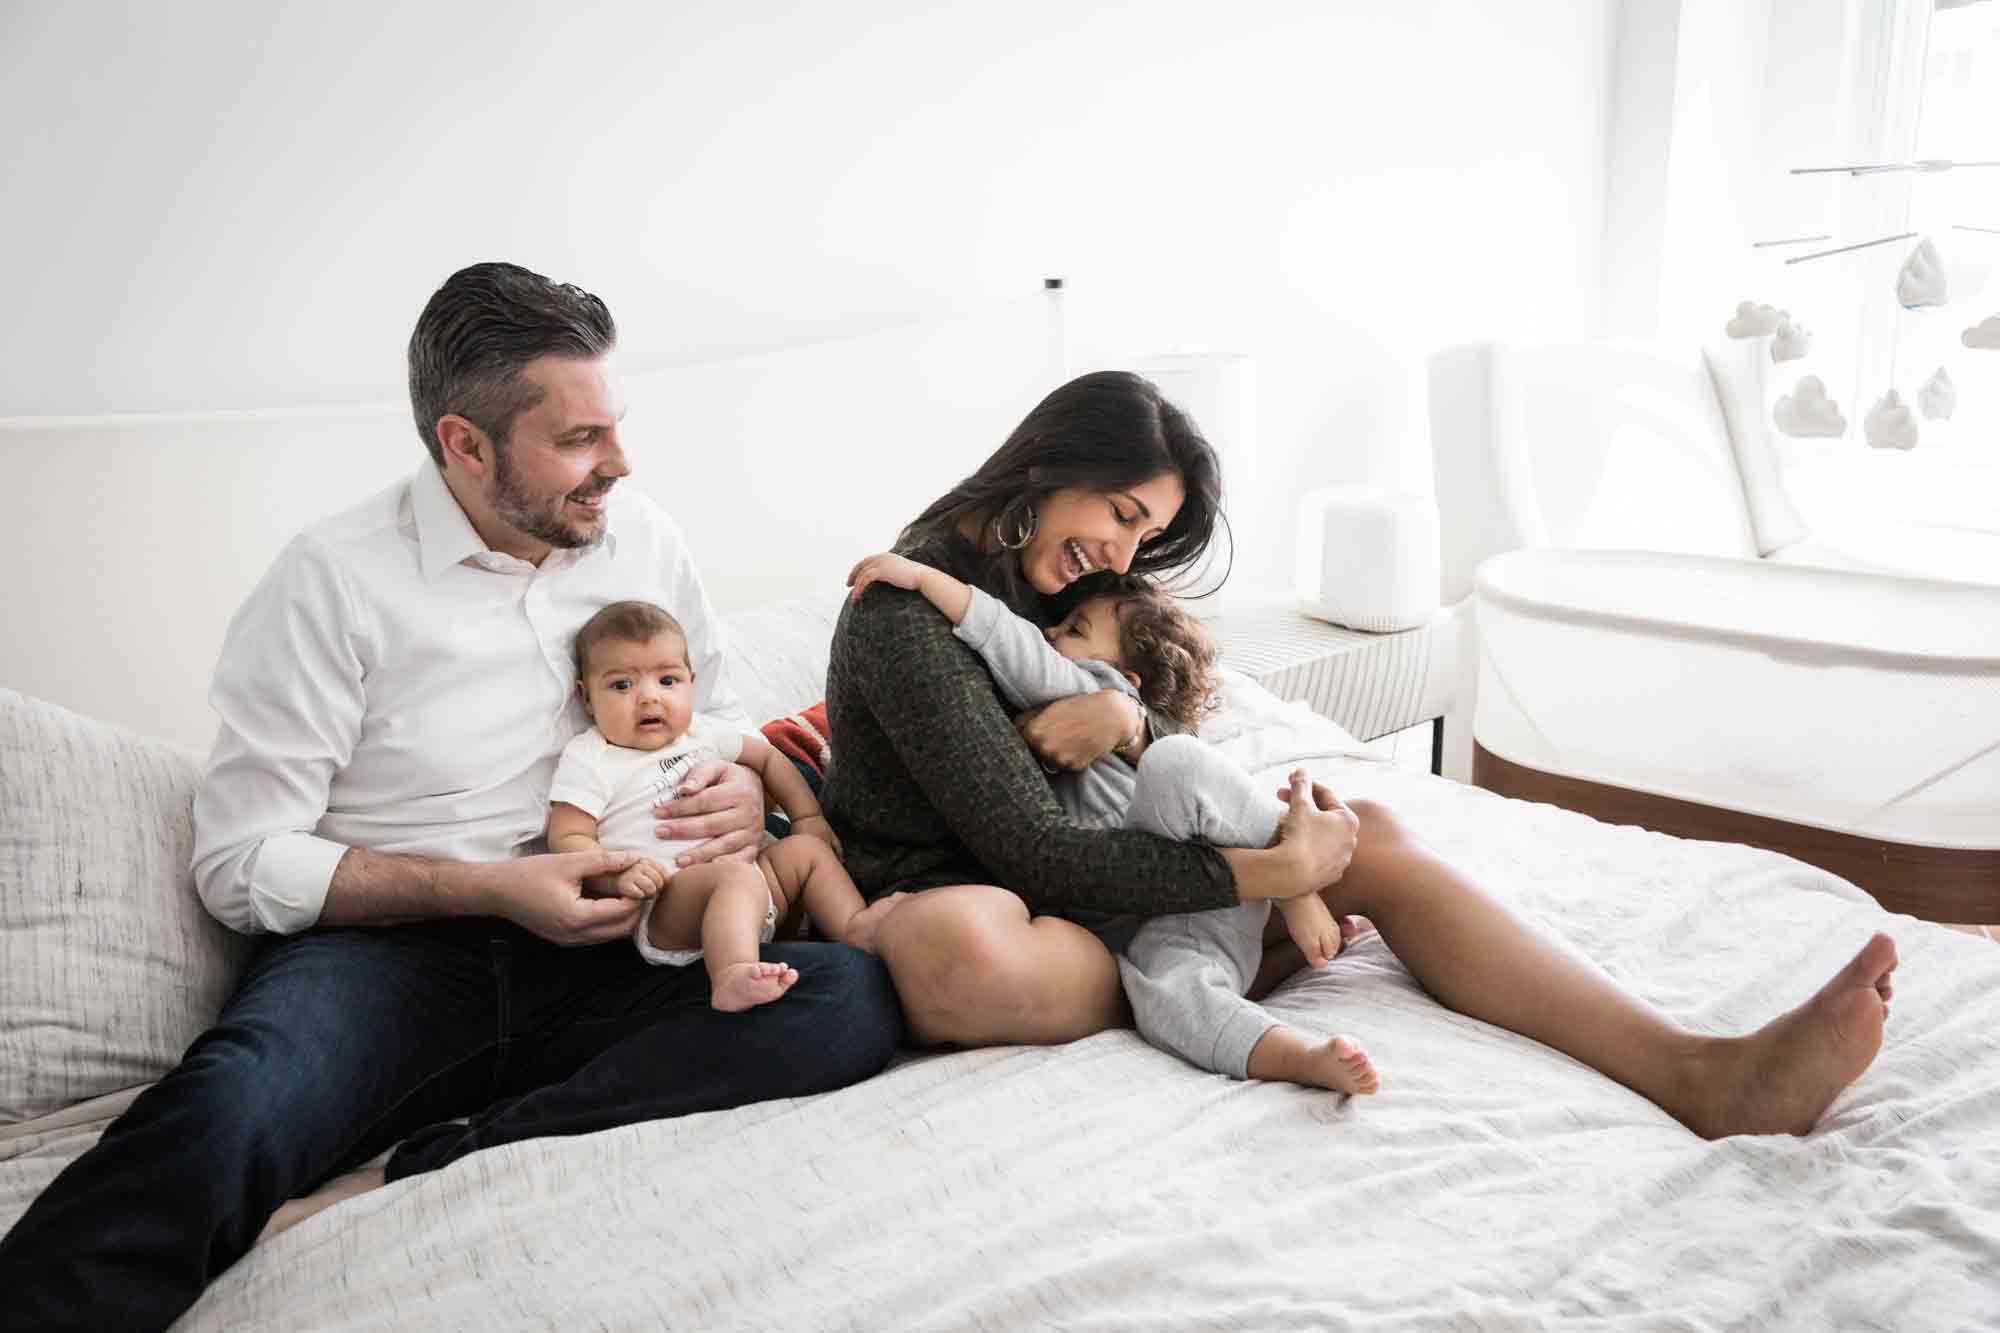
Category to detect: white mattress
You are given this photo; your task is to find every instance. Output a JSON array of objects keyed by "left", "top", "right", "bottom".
[{"left": 18, "top": 678, "right": 2000, "bottom": 1329}]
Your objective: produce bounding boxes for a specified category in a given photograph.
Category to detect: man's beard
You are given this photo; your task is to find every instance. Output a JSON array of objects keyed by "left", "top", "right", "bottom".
[{"left": 489, "top": 445, "right": 610, "bottom": 551}]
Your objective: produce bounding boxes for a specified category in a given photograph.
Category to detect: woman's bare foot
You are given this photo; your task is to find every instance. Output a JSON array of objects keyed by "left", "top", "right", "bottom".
[
  {"left": 256, "top": 1165, "right": 387, "bottom": 1245},
  {"left": 843, "top": 892, "right": 910, "bottom": 954},
  {"left": 710, "top": 960, "right": 799, "bottom": 1011},
  {"left": 1682, "top": 932, "right": 1897, "bottom": 1139},
  {"left": 1246, "top": 1025, "right": 1381, "bottom": 1095}
]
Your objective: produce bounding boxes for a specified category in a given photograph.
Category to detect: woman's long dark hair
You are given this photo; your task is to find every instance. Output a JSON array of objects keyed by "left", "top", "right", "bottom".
[{"left": 897, "top": 370, "right": 1230, "bottom": 616}]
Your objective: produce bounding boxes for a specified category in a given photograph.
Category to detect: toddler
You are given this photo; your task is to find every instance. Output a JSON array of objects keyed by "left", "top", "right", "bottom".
[
  {"left": 846, "top": 553, "right": 1379, "bottom": 1097},
  {"left": 549, "top": 600, "right": 901, "bottom": 1011}
]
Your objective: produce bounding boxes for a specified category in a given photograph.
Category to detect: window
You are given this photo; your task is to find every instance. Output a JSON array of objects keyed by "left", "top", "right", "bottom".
[{"left": 1901, "top": 0, "right": 1999, "bottom": 453}]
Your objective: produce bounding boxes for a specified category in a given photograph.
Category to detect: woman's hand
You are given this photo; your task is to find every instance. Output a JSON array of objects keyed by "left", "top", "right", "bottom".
[
  {"left": 654, "top": 761, "right": 765, "bottom": 867},
  {"left": 1015, "top": 691, "right": 1141, "bottom": 772},
  {"left": 1240, "top": 770, "right": 1359, "bottom": 898},
  {"left": 846, "top": 552, "right": 927, "bottom": 601}
]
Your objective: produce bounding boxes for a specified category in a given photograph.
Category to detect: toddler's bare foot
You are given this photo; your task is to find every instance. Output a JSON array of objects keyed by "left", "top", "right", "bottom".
[
  {"left": 711, "top": 960, "right": 799, "bottom": 1012},
  {"left": 843, "top": 892, "right": 910, "bottom": 954},
  {"left": 1300, "top": 1034, "right": 1381, "bottom": 1095},
  {"left": 1246, "top": 1025, "right": 1381, "bottom": 1095},
  {"left": 1682, "top": 932, "right": 1897, "bottom": 1139}
]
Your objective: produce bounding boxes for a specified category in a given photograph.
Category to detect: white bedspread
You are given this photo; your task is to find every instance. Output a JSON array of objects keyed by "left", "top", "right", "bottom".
[{"left": 36, "top": 682, "right": 2000, "bottom": 1328}]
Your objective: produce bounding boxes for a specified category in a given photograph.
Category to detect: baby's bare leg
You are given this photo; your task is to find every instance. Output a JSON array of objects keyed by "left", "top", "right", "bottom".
[
  {"left": 652, "top": 862, "right": 798, "bottom": 1011},
  {"left": 1247, "top": 1026, "right": 1381, "bottom": 1095},
  {"left": 759, "top": 836, "right": 907, "bottom": 953}
]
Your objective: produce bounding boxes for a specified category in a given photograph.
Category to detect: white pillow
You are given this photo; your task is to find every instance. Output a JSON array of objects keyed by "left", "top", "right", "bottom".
[
  {"left": 720, "top": 595, "right": 843, "bottom": 725},
  {"left": 0, "top": 690, "right": 251, "bottom": 1123}
]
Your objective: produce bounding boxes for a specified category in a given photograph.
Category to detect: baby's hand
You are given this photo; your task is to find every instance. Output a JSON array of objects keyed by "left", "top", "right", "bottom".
[
  {"left": 613, "top": 857, "right": 670, "bottom": 901},
  {"left": 1276, "top": 892, "right": 1342, "bottom": 969},
  {"left": 846, "top": 552, "right": 926, "bottom": 601},
  {"left": 791, "top": 813, "right": 843, "bottom": 855}
]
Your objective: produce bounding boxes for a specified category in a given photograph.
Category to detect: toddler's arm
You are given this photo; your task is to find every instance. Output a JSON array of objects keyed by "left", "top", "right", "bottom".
[
  {"left": 847, "top": 551, "right": 973, "bottom": 623},
  {"left": 846, "top": 551, "right": 1107, "bottom": 713}
]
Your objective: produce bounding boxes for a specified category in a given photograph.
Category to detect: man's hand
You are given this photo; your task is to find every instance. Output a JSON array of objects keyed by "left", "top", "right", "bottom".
[
  {"left": 1015, "top": 691, "right": 1139, "bottom": 773},
  {"left": 485, "top": 850, "right": 648, "bottom": 945},
  {"left": 655, "top": 760, "right": 764, "bottom": 867}
]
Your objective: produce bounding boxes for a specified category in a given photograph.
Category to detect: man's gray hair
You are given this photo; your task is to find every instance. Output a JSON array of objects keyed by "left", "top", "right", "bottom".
[{"left": 407, "top": 262, "right": 617, "bottom": 465}]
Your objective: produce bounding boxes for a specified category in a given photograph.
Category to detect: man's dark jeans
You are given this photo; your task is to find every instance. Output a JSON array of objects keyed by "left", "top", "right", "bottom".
[{"left": 0, "top": 918, "right": 902, "bottom": 1331}]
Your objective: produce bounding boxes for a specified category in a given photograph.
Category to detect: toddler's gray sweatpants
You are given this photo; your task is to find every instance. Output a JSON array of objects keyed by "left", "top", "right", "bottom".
[{"left": 1117, "top": 733, "right": 1287, "bottom": 1079}]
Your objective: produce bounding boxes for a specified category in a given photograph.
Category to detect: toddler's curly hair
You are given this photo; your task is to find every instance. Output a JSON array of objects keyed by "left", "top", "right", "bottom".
[{"left": 1104, "top": 577, "right": 1220, "bottom": 729}]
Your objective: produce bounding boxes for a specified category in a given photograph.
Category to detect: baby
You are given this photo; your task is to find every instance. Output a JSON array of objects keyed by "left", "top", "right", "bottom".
[
  {"left": 847, "top": 553, "right": 1379, "bottom": 1098},
  {"left": 548, "top": 600, "right": 900, "bottom": 1011}
]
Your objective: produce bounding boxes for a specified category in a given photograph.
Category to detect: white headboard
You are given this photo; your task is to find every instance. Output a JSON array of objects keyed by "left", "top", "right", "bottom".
[{"left": 0, "top": 298, "right": 1062, "bottom": 752}]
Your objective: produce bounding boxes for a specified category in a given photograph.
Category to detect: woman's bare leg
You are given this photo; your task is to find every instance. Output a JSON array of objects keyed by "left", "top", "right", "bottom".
[
  {"left": 870, "top": 884, "right": 1126, "bottom": 1046},
  {"left": 1314, "top": 794, "right": 1896, "bottom": 1138}
]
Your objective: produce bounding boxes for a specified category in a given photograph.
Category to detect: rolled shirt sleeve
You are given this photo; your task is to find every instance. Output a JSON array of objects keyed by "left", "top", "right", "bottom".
[{"left": 191, "top": 536, "right": 368, "bottom": 934}]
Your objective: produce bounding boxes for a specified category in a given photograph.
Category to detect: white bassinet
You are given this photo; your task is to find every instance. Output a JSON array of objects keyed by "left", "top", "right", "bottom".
[{"left": 1474, "top": 547, "right": 2000, "bottom": 914}]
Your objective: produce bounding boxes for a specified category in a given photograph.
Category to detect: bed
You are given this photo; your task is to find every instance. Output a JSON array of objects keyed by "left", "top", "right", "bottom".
[
  {"left": 3, "top": 306, "right": 1998, "bottom": 1330},
  {"left": 159, "top": 648, "right": 2000, "bottom": 1329}
]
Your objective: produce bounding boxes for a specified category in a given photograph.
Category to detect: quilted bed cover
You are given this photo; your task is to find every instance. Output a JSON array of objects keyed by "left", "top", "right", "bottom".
[{"left": 65, "top": 680, "right": 2000, "bottom": 1328}]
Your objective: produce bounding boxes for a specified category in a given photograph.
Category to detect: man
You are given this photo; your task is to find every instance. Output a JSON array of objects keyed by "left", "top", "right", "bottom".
[{"left": 0, "top": 263, "right": 903, "bottom": 1331}]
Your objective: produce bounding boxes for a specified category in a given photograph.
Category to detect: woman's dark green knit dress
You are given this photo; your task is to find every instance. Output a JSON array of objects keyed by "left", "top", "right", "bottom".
[{"left": 820, "top": 541, "right": 1240, "bottom": 925}]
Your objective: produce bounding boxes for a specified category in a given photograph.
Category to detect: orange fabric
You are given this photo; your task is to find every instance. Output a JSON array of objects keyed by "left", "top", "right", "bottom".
[{"left": 760, "top": 700, "right": 831, "bottom": 778}]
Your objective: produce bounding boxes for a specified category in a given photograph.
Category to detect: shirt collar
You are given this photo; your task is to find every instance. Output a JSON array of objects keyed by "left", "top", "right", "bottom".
[
  {"left": 413, "top": 462, "right": 489, "bottom": 580},
  {"left": 412, "top": 462, "right": 620, "bottom": 580}
]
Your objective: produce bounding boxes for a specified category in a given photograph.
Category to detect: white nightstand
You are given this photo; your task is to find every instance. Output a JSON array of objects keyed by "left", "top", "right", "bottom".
[{"left": 1202, "top": 601, "right": 1464, "bottom": 775}]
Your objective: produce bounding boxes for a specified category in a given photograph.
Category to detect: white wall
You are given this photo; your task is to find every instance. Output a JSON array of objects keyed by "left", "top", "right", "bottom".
[
  {"left": 1, "top": 1, "right": 1620, "bottom": 740},
  {"left": 4, "top": 0, "right": 1615, "bottom": 543}
]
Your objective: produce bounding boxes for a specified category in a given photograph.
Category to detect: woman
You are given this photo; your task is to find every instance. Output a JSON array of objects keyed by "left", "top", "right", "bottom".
[{"left": 823, "top": 370, "right": 1899, "bottom": 1139}]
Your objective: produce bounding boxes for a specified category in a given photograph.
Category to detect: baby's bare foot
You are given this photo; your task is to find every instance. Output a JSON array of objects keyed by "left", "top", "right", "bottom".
[
  {"left": 843, "top": 892, "right": 910, "bottom": 954},
  {"left": 711, "top": 960, "right": 799, "bottom": 1012},
  {"left": 1301, "top": 1034, "right": 1381, "bottom": 1096},
  {"left": 1685, "top": 932, "right": 1897, "bottom": 1138}
]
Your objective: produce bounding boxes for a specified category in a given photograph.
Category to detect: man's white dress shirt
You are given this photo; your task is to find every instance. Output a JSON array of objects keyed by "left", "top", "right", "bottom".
[{"left": 191, "top": 462, "right": 751, "bottom": 935}]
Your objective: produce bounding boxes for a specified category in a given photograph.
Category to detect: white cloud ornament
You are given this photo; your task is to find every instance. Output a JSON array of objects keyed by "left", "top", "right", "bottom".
[
  {"left": 1964, "top": 316, "right": 2000, "bottom": 350},
  {"left": 1865, "top": 389, "right": 1920, "bottom": 450},
  {"left": 1725, "top": 301, "right": 1784, "bottom": 338},
  {"left": 1897, "top": 239, "right": 1949, "bottom": 309},
  {"left": 1919, "top": 367, "right": 1956, "bottom": 421},
  {"left": 1771, "top": 317, "right": 1812, "bottom": 363},
  {"left": 1773, "top": 376, "right": 1847, "bottom": 438}
]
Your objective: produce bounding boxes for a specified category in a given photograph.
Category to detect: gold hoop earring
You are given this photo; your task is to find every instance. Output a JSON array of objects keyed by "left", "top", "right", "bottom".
[{"left": 996, "top": 504, "right": 1037, "bottom": 551}]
